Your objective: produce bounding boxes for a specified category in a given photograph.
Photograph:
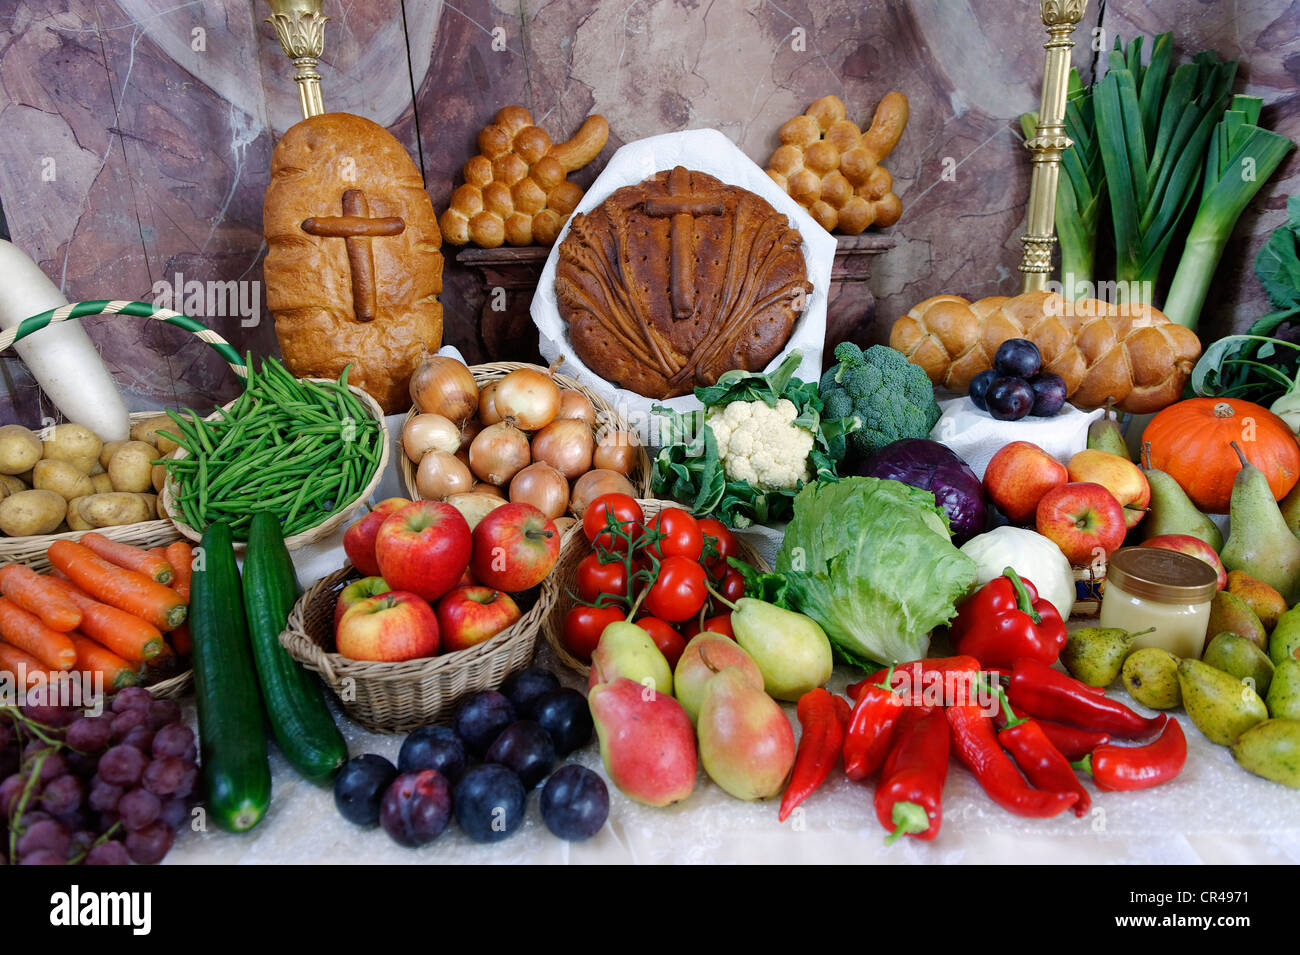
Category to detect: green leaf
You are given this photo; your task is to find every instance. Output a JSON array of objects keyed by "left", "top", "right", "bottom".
[{"left": 1253, "top": 196, "right": 1300, "bottom": 312}]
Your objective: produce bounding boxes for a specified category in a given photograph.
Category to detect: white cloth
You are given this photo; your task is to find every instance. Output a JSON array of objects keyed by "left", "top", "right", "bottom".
[
  {"left": 531, "top": 128, "right": 834, "bottom": 431},
  {"left": 930, "top": 396, "right": 1104, "bottom": 480}
]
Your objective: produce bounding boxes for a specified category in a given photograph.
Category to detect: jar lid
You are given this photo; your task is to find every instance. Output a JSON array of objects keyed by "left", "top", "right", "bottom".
[{"left": 1105, "top": 546, "right": 1219, "bottom": 604}]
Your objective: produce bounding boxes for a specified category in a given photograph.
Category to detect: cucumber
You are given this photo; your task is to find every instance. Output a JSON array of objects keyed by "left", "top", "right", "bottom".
[
  {"left": 190, "top": 521, "right": 272, "bottom": 832},
  {"left": 244, "top": 511, "right": 347, "bottom": 782}
]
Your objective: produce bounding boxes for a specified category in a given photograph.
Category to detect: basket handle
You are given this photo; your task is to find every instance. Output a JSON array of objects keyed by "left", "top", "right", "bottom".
[{"left": 0, "top": 300, "right": 248, "bottom": 380}]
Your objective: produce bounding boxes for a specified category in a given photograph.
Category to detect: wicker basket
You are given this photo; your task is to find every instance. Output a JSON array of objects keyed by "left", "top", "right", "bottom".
[
  {"left": 280, "top": 565, "right": 554, "bottom": 733},
  {"left": 540, "top": 498, "right": 771, "bottom": 676},
  {"left": 399, "top": 361, "right": 652, "bottom": 503},
  {"left": 161, "top": 381, "right": 390, "bottom": 551}
]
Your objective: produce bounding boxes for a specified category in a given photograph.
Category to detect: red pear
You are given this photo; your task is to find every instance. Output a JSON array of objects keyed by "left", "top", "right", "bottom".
[
  {"left": 697, "top": 666, "right": 795, "bottom": 801},
  {"left": 587, "top": 678, "right": 697, "bottom": 807}
]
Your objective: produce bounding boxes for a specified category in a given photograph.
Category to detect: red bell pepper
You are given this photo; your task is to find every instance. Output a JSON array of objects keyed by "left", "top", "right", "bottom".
[
  {"left": 1007, "top": 657, "right": 1167, "bottom": 740},
  {"left": 874, "top": 705, "right": 949, "bottom": 844},
  {"left": 992, "top": 684, "right": 1090, "bottom": 817},
  {"left": 843, "top": 666, "right": 906, "bottom": 780},
  {"left": 778, "top": 689, "right": 851, "bottom": 822},
  {"left": 949, "top": 568, "right": 1067, "bottom": 669},
  {"left": 1074, "top": 718, "right": 1187, "bottom": 791}
]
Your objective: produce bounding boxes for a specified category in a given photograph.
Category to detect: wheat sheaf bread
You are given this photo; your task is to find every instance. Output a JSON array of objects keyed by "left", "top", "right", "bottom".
[
  {"left": 554, "top": 166, "right": 813, "bottom": 400},
  {"left": 264, "top": 112, "right": 443, "bottom": 413},
  {"left": 890, "top": 290, "right": 1203, "bottom": 414}
]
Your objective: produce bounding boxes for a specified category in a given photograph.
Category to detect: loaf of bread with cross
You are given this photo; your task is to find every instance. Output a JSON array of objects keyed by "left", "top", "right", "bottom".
[
  {"left": 440, "top": 107, "right": 609, "bottom": 248},
  {"left": 264, "top": 112, "right": 443, "bottom": 414},
  {"left": 765, "top": 92, "right": 908, "bottom": 235}
]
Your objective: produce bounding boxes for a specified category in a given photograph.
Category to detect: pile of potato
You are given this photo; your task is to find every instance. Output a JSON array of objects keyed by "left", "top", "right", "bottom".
[{"left": 0, "top": 417, "right": 176, "bottom": 538}]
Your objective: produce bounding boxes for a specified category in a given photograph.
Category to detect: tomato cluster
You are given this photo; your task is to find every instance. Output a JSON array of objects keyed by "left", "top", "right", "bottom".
[{"left": 561, "top": 494, "right": 741, "bottom": 667}]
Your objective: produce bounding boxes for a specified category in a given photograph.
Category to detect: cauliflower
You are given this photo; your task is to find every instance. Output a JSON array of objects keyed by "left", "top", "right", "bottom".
[{"left": 705, "top": 398, "right": 815, "bottom": 491}]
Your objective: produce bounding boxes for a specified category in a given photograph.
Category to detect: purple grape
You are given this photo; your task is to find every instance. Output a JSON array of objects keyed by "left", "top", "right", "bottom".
[
  {"left": 142, "top": 756, "right": 195, "bottom": 798},
  {"left": 993, "top": 338, "right": 1042, "bottom": 378},
  {"left": 539, "top": 764, "right": 609, "bottom": 841},
  {"left": 151, "top": 724, "right": 195, "bottom": 759},
  {"left": 118, "top": 788, "right": 161, "bottom": 831},
  {"left": 39, "top": 774, "right": 83, "bottom": 816},
  {"left": 111, "top": 708, "right": 148, "bottom": 741},
  {"left": 84, "top": 840, "right": 131, "bottom": 865},
  {"left": 124, "top": 821, "right": 173, "bottom": 864},
  {"left": 98, "top": 745, "right": 146, "bottom": 788},
  {"left": 19, "top": 849, "right": 66, "bottom": 865},
  {"left": 68, "top": 829, "right": 97, "bottom": 859},
  {"left": 985, "top": 377, "right": 1035, "bottom": 421},
  {"left": 158, "top": 797, "right": 189, "bottom": 830},
  {"left": 88, "top": 777, "right": 124, "bottom": 813},
  {"left": 111, "top": 687, "right": 154, "bottom": 713},
  {"left": 20, "top": 703, "right": 77, "bottom": 728},
  {"left": 1027, "top": 372, "right": 1068, "bottom": 417},
  {"left": 380, "top": 770, "right": 453, "bottom": 848},
  {"left": 65, "top": 715, "right": 114, "bottom": 753},
  {"left": 121, "top": 727, "right": 155, "bottom": 753},
  {"left": 65, "top": 750, "right": 101, "bottom": 779},
  {"left": 24, "top": 748, "right": 67, "bottom": 785},
  {"left": 96, "top": 810, "right": 121, "bottom": 835},
  {"left": 968, "top": 368, "right": 998, "bottom": 412},
  {"left": 16, "top": 818, "right": 70, "bottom": 858},
  {"left": 0, "top": 773, "right": 28, "bottom": 819},
  {"left": 146, "top": 699, "right": 182, "bottom": 729}
]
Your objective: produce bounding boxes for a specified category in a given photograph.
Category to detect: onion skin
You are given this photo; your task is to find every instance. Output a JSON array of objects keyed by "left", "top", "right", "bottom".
[
  {"left": 410, "top": 354, "right": 478, "bottom": 422},
  {"left": 569, "top": 468, "right": 636, "bottom": 516},
  {"left": 494, "top": 366, "right": 560, "bottom": 430},
  {"left": 557, "top": 390, "right": 597, "bottom": 428},
  {"left": 471, "top": 482, "right": 505, "bottom": 499},
  {"left": 469, "top": 421, "right": 531, "bottom": 486},
  {"left": 478, "top": 381, "right": 503, "bottom": 426},
  {"left": 508, "top": 462, "right": 569, "bottom": 520},
  {"left": 402, "top": 413, "right": 461, "bottom": 463},
  {"left": 531, "top": 418, "right": 594, "bottom": 480},
  {"left": 445, "top": 491, "right": 507, "bottom": 531},
  {"left": 592, "top": 430, "right": 640, "bottom": 477},
  {"left": 416, "top": 450, "right": 474, "bottom": 500}
]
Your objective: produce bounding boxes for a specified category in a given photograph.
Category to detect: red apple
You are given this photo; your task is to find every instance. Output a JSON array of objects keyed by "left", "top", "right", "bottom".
[
  {"left": 1067, "top": 449, "right": 1151, "bottom": 529},
  {"left": 470, "top": 502, "right": 561, "bottom": 592},
  {"left": 984, "top": 441, "right": 1068, "bottom": 524},
  {"left": 1140, "top": 535, "right": 1228, "bottom": 590},
  {"left": 375, "top": 501, "right": 473, "bottom": 602},
  {"left": 336, "top": 590, "right": 439, "bottom": 662},
  {"left": 436, "top": 585, "right": 522, "bottom": 654},
  {"left": 334, "top": 575, "right": 391, "bottom": 629},
  {"left": 1035, "top": 482, "right": 1128, "bottom": 566},
  {"left": 343, "top": 498, "right": 410, "bottom": 576}
]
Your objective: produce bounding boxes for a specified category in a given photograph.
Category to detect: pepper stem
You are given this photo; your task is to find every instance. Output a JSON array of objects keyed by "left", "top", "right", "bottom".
[
  {"left": 1003, "top": 566, "right": 1041, "bottom": 625},
  {"left": 873, "top": 664, "right": 898, "bottom": 694},
  {"left": 1071, "top": 755, "right": 1093, "bottom": 776},
  {"left": 991, "top": 680, "right": 1027, "bottom": 730},
  {"left": 884, "top": 801, "right": 930, "bottom": 845}
]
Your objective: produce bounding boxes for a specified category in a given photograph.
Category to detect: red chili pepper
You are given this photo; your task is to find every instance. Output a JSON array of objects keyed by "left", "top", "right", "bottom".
[
  {"left": 1074, "top": 718, "right": 1187, "bottom": 791},
  {"left": 778, "top": 689, "right": 851, "bottom": 822},
  {"left": 949, "top": 568, "right": 1068, "bottom": 669},
  {"left": 849, "top": 655, "right": 983, "bottom": 705},
  {"left": 992, "top": 684, "right": 1090, "bottom": 817},
  {"left": 1028, "top": 718, "right": 1110, "bottom": 760},
  {"left": 843, "top": 666, "right": 906, "bottom": 780},
  {"left": 874, "top": 705, "right": 949, "bottom": 844},
  {"left": 1007, "top": 657, "right": 1167, "bottom": 740},
  {"left": 946, "top": 701, "right": 1080, "bottom": 818}
]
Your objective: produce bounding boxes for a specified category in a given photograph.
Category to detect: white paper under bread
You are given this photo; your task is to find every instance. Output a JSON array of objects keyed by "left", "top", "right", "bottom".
[
  {"left": 930, "top": 395, "right": 1105, "bottom": 481},
  {"left": 531, "top": 128, "right": 834, "bottom": 441}
]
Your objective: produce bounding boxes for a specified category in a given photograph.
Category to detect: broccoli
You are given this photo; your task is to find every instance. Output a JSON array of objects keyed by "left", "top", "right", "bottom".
[{"left": 819, "top": 341, "right": 941, "bottom": 460}]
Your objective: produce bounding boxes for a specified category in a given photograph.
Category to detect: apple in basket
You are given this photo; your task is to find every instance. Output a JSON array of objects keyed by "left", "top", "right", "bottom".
[
  {"left": 1035, "top": 482, "right": 1127, "bottom": 566},
  {"left": 436, "top": 586, "right": 522, "bottom": 654},
  {"left": 375, "top": 501, "right": 473, "bottom": 602},
  {"left": 336, "top": 591, "right": 440, "bottom": 662},
  {"left": 344, "top": 497, "right": 411, "bottom": 576},
  {"left": 335, "top": 576, "right": 392, "bottom": 629},
  {"left": 470, "top": 502, "right": 561, "bottom": 592}
]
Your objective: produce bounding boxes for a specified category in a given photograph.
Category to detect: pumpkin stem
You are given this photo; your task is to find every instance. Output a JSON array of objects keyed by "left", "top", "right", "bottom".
[
  {"left": 1230, "top": 441, "right": 1249, "bottom": 469},
  {"left": 1213, "top": 402, "right": 1236, "bottom": 419}
]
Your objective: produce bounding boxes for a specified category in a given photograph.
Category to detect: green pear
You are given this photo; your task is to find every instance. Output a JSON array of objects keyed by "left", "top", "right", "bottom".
[
  {"left": 1061, "top": 626, "right": 1150, "bottom": 687},
  {"left": 1177, "top": 658, "right": 1269, "bottom": 745},
  {"left": 1141, "top": 463, "right": 1223, "bottom": 550},
  {"left": 1089, "top": 401, "right": 1132, "bottom": 460},
  {"left": 588, "top": 621, "right": 672, "bottom": 696},
  {"left": 1201, "top": 632, "right": 1275, "bottom": 699},
  {"left": 731, "top": 598, "right": 832, "bottom": 702},
  {"left": 1231, "top": 719, "right": 1300, "bottom": 788},
  {"left": 1205, "top": 591, "right": 1268, "bottom": 653},
  {"left": 1122, "top": 647, "right": 1182, "bottom": 709},
  {"left": 1219, "top": 442, "right": 1300, "bottom": 604},
  {"left": 1280, "top": 480, "right": 1300, "bottom": 539},
  {"left": 1266, "top": 659, "right": 1300, "bottom": 720},
  {"left": 1269, "top": 606, "right": 1300, "bottom": 666},
  {"left": 696, "top": 665, "right": 796, "bottom": 801}
]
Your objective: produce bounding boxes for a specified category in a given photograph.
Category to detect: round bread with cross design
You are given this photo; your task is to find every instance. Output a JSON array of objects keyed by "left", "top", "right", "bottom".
[{"left": 555, "top": 166, "right": 812, "bottom": 400}]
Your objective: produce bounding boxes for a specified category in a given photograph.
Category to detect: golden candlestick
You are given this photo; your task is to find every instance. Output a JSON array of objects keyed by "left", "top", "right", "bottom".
[
  {"left": 1019, "top": 0, "right": 1088, "bottom": 292},
  {"left": 265, "top": 0, "right": 329, "bottom": 119}
]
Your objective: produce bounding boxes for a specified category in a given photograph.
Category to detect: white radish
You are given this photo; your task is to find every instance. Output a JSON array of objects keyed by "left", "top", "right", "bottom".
[{"left": 0, "top": 240, "right": 130, "bottom": 440}]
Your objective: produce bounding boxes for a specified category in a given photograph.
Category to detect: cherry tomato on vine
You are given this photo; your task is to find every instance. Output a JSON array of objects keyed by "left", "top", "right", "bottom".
[
  {"left": 645, "top": 507, "right": 703, "bottom": 562},
  {"left": 583, "top": 494, "right": 645, "bottom": 553},
  {"left": 697, "top": 518, "right": 738, "bottom": 577},
  {"left": 643, "top": 555, "right": 708, "bottom": 622},
  {"left": 575, "top": 552, "right": 631, "bottom": 604},
  {"left": 682, "top": 613, "right": 735, "bottom": 641},
  {"left": 635, "top": 617, "right": 687, "bottom": 668},
  {"left": 716, "top": 568, "right": 745, "bottom": 605},
  {"left": 561, "top": 604, "right": 625, "bottom": 663}
]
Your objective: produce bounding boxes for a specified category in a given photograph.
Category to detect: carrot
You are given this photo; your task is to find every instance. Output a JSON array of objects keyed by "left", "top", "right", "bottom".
[
  {"left": 0, "top": 564, "right": 82, "bottom": 632},
  {"left": 68, "top": 632, "right": 140, "bottom": 690},
  {"left": 47, "top": 541, "right": 187, "bottom": 631},
  {"left": 168, "top": 622, "right": 191, "bottom": 657},
  {"left": 0, "top": 640, "right": 48, "bottom": 688},
  {"left": 46, "top": 578, "right": 165, "bottom": 663},
  {"left": 0, "top": 597, "right": 77, "bottom": 670},
  {"left": 78, "top": 533, "right": 174, "bottom": 584},
  {"left": 164, "top": 541, "right": 194, "bottom": 601}
]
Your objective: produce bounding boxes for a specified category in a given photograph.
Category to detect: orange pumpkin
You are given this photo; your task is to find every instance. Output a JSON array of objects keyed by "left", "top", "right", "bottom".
[{"left": 1142, "top": 398, "right": 1300, "bottom": 514}]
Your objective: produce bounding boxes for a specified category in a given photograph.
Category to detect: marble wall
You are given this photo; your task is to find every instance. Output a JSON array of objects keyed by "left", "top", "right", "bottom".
[{"left": 0, "top": 0, "right": 1296, "bottom": 423}]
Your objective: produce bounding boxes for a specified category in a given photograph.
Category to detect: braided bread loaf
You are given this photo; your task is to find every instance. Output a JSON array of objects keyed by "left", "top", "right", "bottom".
[
  {"left": 440, "top": 107, "right": 609, "bottom": 248},
  {"left": 890, "top": 291, "right": 1203, "bottom": 414},
  {"left": 765, "top": 92, "right": 908, "bottom": 234}
]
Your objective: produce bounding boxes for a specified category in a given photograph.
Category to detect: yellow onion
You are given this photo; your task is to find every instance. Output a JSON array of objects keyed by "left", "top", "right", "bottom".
[
  {"left": 531, "top": 418, "right": 594, "bottom": 480},
  {"left": 471, "top": 481, "right": 505, "bottom": 499},
  {"left": 593, "top": 429, "right": 641, "bottom": 477},
  {"left": 409, "top": 353, "right": 478, "bottom": 422},
  {"left": 570, "top": 468, "right": 635, "bottom": 516},
  {"left": 556, "top": 390, "right": 597, "bottom": 428},
  {"left": 469, "top": 421, "right": 531, "bottom": 486},
  {"left": 493, "top": 364, "right": 561, "bottom": 430},
  {"left": 509, "top": 462, "right": 569, "bottom": 519},
  {"left": 553, "top": 515, "right": 577, "bottom": 536},
  {"left": 402, "top": 413, "right": 461, "bottom": 463},
  {"left": 477, "top": 381, "right": 503, "bottom": 426},
  {"left": 416, "top": 450, "right": 474, "bottom": 499},
  {"left": 445, "top": 491, "right": 507, "bottom": 531}
]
